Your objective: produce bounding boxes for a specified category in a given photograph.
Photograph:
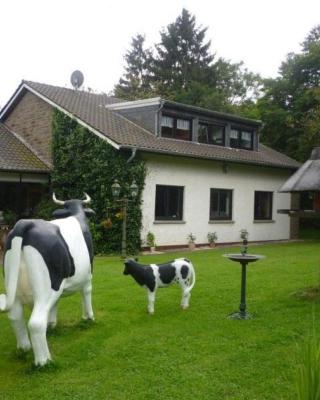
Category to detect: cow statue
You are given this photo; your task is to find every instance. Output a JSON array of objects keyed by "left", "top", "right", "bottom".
[
  {"left": 0, "top": 193, "right": 95, "bottom": 366},
  {"left": 123, "top": 258, "right": 196, "bottom": 314}
]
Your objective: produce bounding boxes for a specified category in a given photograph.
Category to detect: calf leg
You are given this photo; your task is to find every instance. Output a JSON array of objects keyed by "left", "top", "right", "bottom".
[
  {"left": 147, "top": 290, "right": 156, "bottom": 314},
  {"left": 8, "top": 299, "right": 31, "bottom": 351},
  {"left": 180, "top": 281, "right": 191, "bottom": 309},
  {"left": 81, "top": 281, "right": 94, "bottom": 320}
]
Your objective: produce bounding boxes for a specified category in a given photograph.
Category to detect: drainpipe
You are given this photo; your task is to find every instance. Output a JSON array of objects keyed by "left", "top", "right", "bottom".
[
  {"left": 126, "top": 147, "right": 137, "bottom": 164},
  {"left": 155, "top": 99, "right": 164, "bottom": 136}
]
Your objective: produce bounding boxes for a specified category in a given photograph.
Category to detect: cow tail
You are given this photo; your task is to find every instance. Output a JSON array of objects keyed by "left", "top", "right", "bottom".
[
  {"left": 0, "top": 236, "right": 23, "bottom": 312},
  {"left": 186, "top": 261, "right": 196, "bottom": 294}
]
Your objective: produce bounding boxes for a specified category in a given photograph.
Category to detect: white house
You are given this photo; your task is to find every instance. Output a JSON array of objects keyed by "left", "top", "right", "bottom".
[{"left": 0, "top": 81, "right": 299, "bottom": 247}]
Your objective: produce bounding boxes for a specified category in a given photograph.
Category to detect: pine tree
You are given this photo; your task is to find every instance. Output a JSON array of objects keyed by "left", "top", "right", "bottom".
[
  {"left": 114, "top": 34, "right": 153, "bottom": 100},
  {"left": 153, "top": 8, "right": 214, "bottom": 97}
]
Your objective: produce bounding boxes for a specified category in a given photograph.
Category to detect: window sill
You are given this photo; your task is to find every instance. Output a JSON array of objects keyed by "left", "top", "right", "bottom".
[
  {"left": 154, "top": 220, "right": 186, "bottom": 224},
  {"left": 209, "top": 220, "right": 235, "bottom": 224},
  {"left": 253, "top": 220, "right": 275, "bottom": 223}
]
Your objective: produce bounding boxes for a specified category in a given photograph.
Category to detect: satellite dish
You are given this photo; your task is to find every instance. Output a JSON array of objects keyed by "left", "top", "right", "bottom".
[{"left": 70, "top": 70, "right": 84, "bottom": 90}]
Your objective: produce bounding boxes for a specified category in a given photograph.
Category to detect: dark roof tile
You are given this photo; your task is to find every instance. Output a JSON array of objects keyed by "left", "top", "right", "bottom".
[
  {"left": 18, "top": 81, "right": 300, "bottom": 170},
  {"left": 0, "top": 123, "right": 50, "bottom": 173}
]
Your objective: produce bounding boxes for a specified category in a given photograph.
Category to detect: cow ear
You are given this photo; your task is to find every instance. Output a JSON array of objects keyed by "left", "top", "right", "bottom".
[
  {"left": 84, "top": 208, "right": 95, "bottom": 217},
  {"left": 52, "top": 209, "right": 71, "bottom": 219}
]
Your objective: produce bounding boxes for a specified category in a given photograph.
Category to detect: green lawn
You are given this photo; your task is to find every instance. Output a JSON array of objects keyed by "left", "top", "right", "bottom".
[{"left": 0, "top": 241, "right": 320, "bottom": 399}]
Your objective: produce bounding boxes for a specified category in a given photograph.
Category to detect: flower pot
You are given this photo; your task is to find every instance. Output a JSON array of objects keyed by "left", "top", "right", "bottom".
[
  {"left": 150, "top": 246, "right": 156, "bottom": 253},
  {"left": 209, "top": 242, "right": 216, "bottom": 248},
  {"left": 189, "top": 243, "right": 196, "bottom": 251}
]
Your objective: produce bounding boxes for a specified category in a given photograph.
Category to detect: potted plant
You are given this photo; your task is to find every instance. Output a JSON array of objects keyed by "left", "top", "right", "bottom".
[
  {"left": 146, "top": 231, "right": 156, "bottom": 252},
  {"left": 207, "top": 232, "right": 218, "bottom": 248},
  {"left": 187, "top": 233, "right": 196, "bottom": 251}
]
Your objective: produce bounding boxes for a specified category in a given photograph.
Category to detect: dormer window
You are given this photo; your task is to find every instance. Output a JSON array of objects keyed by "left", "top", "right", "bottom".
[
  {"left": 161, "top": 115, "right": 192, "bottom": 141},
  {"left": 198, "top": 122, "right": 225, "bottom": 146},
  {"left": 230, "top": 128, "right": 253, "bottom": 150}
]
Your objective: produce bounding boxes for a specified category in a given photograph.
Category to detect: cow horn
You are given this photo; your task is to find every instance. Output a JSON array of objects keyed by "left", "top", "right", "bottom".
[
  {"left": 83, "top": 193, "right": 91, "bottom": 204},
  {"left": 52, "top": 192, "right": 65, "bottom": 205}
]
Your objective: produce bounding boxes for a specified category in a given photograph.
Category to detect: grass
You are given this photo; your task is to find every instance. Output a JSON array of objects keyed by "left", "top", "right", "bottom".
[{"left": 0, "top": 241, "right": 320, "bottom": 399}]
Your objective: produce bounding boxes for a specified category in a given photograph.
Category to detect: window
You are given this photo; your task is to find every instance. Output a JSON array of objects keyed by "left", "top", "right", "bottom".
[
  {"left": 155, "top": 185, "right": 184, "bottom": 220},
  {"left": 198, "top": 123, "right": 225, "bottom": 146},
  {"left": 210, "top": 189, "right": 233, "bottom": 220},
  {"left": 161, "top": 115, "right": 192, "bottom": 141},
  {"left": 254, "top": 191, "right": 273, "bottom": 220},
  {"left": 230, "top": 128, "right": 253, "bottom": 150}
]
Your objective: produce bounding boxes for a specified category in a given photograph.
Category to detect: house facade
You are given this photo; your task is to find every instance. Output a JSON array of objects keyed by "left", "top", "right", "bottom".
[{"left": 0, "top": 81, "right": 300, "bottom": 247}]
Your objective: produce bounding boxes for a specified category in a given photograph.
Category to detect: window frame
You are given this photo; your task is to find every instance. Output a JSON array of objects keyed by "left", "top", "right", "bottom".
[
  {"left": 230, "top": 127, "right": 254, "bottom": 150},
  {"left": 160, "top": 114, "right": 192, "bottom": 141},
  {"left": 155, "top": 184, "right": 184, "bottom": 221},
  {"left": 254, "top": 191, "right": 273, "bottom": 221},
  {"left": 209, "top": 188, "right": 233, "bottom": 221},
  {"left": 198, "top": 121, "right": 225, "bottom": 146}
]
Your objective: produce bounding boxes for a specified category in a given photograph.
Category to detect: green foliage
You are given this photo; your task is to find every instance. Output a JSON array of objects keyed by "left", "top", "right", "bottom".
[
  {"left": 114, "top": 34, "right": 154, "bottom": 100},
  {"left": 51, "top": 109, "right": 146, "bottom": 254},
  {"left": 3, "top": 209, "right": 17, "bottom": 227},
  {"left": 146, "top": 231, "right": 156, "bottom": 247},
  {"left": 32, "top": 196, "right": 57, "bottom": 220},
  {"left": 258, "top": 25, "right": 320, "bottom": 161},
  {"left": 114, "top": 8, "right": 262, "bottom": 113},
  {"left": 295, "top": 330, "right": 320, "bottom": 400},
  {"left": 207, "top": 231, "right": 217, "bottom": 243}
]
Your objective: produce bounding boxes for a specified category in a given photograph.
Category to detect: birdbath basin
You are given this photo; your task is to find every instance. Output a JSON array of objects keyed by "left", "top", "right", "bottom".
[
  {"left": 223, "top": 253, "right": 265, "bottom": 319},
  {"left": 223, "top": 254, "right": 265, "bottom": 263}
]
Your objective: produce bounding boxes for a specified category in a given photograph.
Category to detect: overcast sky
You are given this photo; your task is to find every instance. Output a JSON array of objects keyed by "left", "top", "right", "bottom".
[{"left": 1, "top": 0, "right": 320, "bottom": 107}]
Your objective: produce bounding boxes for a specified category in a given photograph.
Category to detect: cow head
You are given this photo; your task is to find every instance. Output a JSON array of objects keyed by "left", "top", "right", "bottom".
[{"left": 52, "top": 193, "right": 95, "bottom": 219}]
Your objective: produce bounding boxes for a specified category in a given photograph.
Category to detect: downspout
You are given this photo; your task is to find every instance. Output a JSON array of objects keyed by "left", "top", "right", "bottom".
[
  {"left": 155, "top": 99, "right": 164, "bottom": 136},
  {"left": 126, "top": 147, "right": 137, "bottom": 164}
]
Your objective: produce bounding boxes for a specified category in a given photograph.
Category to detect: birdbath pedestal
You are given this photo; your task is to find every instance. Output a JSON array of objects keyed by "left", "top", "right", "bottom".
[{"left": 223, "top": 253, "right": 265, "bottom": 320}]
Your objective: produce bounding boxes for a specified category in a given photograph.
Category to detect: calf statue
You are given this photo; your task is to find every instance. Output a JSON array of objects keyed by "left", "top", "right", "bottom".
[
  {"left": 123, "top": 258, "right": 196, "bottom": 314},
  {"left": 0, "top": 193, "right": 95, "bottom": 366}
]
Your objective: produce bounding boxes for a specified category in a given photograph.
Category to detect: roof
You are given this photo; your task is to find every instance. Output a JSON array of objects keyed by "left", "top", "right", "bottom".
[
  {"left": 279, "top": 148, "right": 320, "bottom": 192},
  {"left": 0, "top": 81, "right": 300, "bottom": 170},
  {"left": 0, "top": 123, "right": 50, "bottom": 173}
]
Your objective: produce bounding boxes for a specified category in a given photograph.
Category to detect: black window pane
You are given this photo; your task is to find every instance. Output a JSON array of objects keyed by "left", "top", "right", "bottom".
[
  {"left": 210, "top": 189, "right": 232, "bottom": 220},
  {"left": 198, "top": 123, "right": 209, "bottom": 143},
  {"left": 161, "top": 115, "right": 191, "bottom": 141},
  {"left": 209, "top": 126, "right": 224, "bottom": 145},
  {"left": 230, "top": 129, "right": 240, "bottom": 148},
  {"left": 241, "top": 131, "right": 252, "bottom": 149},
  {"left": 155, "top": 185, "right": 183, "bottom": 220},
  {"left": 199, "top": 123, "right": 225, "bottom": 146},
  {"left": 254, "top": 191, "right": 273, "bottom": 220}
]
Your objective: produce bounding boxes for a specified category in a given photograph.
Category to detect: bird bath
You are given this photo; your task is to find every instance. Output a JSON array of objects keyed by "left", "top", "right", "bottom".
[{"left": 223, "top": 253, "right": 265, "bottom": 319}]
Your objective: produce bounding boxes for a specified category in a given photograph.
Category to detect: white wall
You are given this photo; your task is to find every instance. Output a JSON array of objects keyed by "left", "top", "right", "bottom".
[{"left": 140, "top": 154, "right": 293, "bottom": 246}]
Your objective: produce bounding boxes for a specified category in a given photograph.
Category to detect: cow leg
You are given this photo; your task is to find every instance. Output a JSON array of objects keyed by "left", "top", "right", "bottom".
[
  {"left": 48, "top": 303, "right": 58, "bottom": 328},
  {"left": 180, "top": 281, "right": 191, "bottom": 309},
  {"left": 8, "top": 298, "right": 31, "bottom": 352},
  {"left": 28, "top": 303, "right": 51, "bottom": 366},
  {"left": 147, "top": 289, "right": 156, "bottom": 314},
  {"left": 81, "top": 281, "right": 94, "bottom": 320}
]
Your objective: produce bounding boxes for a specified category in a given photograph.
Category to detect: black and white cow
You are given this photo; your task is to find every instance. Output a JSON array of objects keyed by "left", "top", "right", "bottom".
[
  {"left": 123, "top": 258, "right": 196, "bottom": 314},
  {"left": 0, "top": 193, "right": 94, "bottom": 366}
]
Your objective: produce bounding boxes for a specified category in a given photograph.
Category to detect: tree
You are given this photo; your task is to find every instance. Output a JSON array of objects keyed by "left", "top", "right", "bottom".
[
  {"left": 114, "top": 34, "right": 153, "bottom": 100},
  {"left": 259, "top": 25, "right": 320, "bottom": 161},
  {"left": 114, "top": 9, "right": 262, "bottom": 113},
  {"left": 152, "top": 8, "right": 214, "bottom": 97}
]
